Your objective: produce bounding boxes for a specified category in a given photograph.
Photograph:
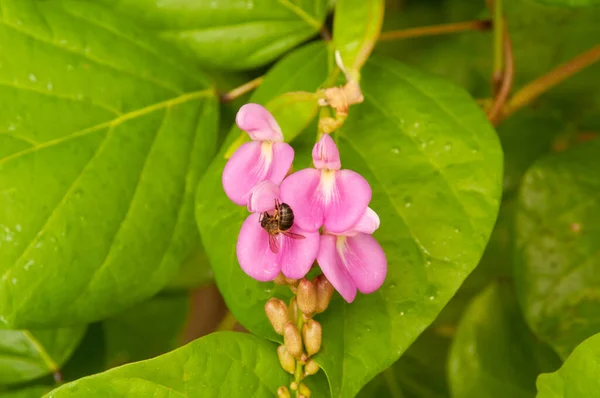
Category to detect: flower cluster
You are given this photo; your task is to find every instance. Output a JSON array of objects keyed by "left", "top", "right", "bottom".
[{"left": 222, "top": 103, "right": 387, "bottom": 303}]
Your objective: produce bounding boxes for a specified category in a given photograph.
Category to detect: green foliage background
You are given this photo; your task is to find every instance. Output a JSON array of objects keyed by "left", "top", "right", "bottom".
[{"left": 1, "top": 0, "right": 600, "bottom": 397}]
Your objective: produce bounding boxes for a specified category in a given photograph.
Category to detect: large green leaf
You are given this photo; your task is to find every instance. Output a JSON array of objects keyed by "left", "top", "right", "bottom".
[
  {"left": 95, "top": 0, "right": 328, "bottom": 70},
  {"left": 536, "top": 333, "right": 600, "bottom": 397},
  {"left": 103, "top": 293, "right": 189, "bottom": 368},
  {"left": 44, "top": 332, "right": 288, "bottom": 397},
  {"left": 449, "top": 282, "right": 560, "bottom": 398},
  {"left": 0, "top": 0, "right": 218, "bottom": 328},
  {"left": 197, "top": 53, "right": 502, "bottom": 396},
  {"left": 515, "top": 139, "right": 600, "bottom": 359},
  {"left": 1, "top": 385, "right": 53, "bottom": 398},
  {"left": 333, "top": 0, "right": 384, "bottom": 79},
  {"left": 0, "top": 326, "right": 86, "bottom": 385}
]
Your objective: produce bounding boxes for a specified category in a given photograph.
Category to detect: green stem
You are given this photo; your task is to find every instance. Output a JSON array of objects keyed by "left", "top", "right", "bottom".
[
  {"left": 383, "top": 368, "right": 405, "bottom": 398},
  {"left": 293, "top": 309, "right": 305, "bottom": 398}
]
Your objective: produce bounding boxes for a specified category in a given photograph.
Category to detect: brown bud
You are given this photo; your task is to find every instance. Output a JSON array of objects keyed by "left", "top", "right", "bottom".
[
  {"left": 288, "top": 297, "right": 299, "bottom": 322},
  {"left": 315, "top": 274, "right": 335, "bottom": 313},
  {"left": 284, "top": 321, "right": 303, "bottom": 358},
  {"left": 299, "top": 383, "right": 311, "bottom": 397},
  {"left": 277, "top": 386, "right": 291, "bottom": 398},
  {"left": 277, "top": 345, "right": 296, "bottom": 374},
  {"left": 304, "top": 359, "right": 320, "bottom": 376},
  {"left": 297, "top": 279, "right": 317, "bottom": 315},
  {"left": 265, "top": 298, "right": 288, "bottom": 335},
  {"left": 302, "top": 319, "right": 322, "bottom": 356}
]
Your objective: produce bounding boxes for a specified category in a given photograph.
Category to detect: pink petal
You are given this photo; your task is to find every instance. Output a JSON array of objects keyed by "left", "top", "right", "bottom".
[
  {"left": 222, "top": 141, "right": 294, "bottom": 206},
  {"left": 323, "top": 170, "right": 372, "bottom": 233},
  {"left": 334, "top": 207, "right": 380, "bottom": 236},
  {"left": 278, "top": 225, "right": 320, "bottom": 280},
  {"left": 236, "top": 103, "right": 283, "bottom": 142},
  {"left": 340, "top": 234, "right": 387, "bottom": 294},
  {"left": 236, "top": 213, "right": 281, "bottom": 281},
  {"left": 247, "top": 181, "right": 280, "bottom": 213},
  {"left": 317, "top": 234, "right": 357, "bottom": 302},
  {"left": 279, "top": 168, "right": 324, "bottom": 232},
  {"left": 312, "top": 134, "right": 341, "bottom": 170}
]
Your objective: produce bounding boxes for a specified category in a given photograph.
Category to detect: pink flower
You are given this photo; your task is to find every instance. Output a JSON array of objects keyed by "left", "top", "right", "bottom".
[
  {"left": 222, "top": 104, "right": 294, "bottom": 206},
  {"left": 236, "top": 182, "right": 320, "bottom": 281},
  {"left": 317, "top": 208, "right": 387, "bottom": 303},
  {"left": 280, "top": 134, "right": 371, "bottom": 233}
]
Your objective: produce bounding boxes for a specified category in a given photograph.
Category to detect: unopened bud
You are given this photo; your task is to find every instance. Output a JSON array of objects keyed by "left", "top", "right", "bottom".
[
  {"left": 288, "top": 297, "right": 299, "bottom": 322},
  {"left": 290, "top": 382, "right": 298, "bottom": 391},
  {"left": 297, "top": 279, "right": 317, "bottom": 315},
  {"left": 304, "top": 359, "right": 320, "bottom": 376},
  {"left": 277, "top": 386, "right": 291, "bottom": 398},
  {"left": 274, "top": 273, "right": 299, "bottom": 286},
  {"left": 277, "top": 345, "right": 296, "bottom": 374},
  {"left": 315, "top": 275, "right": 334, "bottom": 313},
  {"left": 299, "top": 383, "right": 311, "bottom": 397},
  {"left": 302, "top": 319, "right": 322, "bottom": 356},
  {"left": 284, "top": 321, "right": 303, "bottom": 358},
  {"left": 265, "top": 298, "right": 288, "bottom": 335}
]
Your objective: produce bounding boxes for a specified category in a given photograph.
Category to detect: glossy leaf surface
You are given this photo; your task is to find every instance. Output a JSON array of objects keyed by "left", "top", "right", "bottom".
[
  {"left": 515, "top": 139, "right": 600, "bottom": 358},
  {"left": 0, "top": 0, "right": 218, "bottom": 328},
  {"left": 96, "top": 0, "right": 328, "bottom": 70},
  {"left": 44, "top": 332, "right": 288, "bottom": 397}
]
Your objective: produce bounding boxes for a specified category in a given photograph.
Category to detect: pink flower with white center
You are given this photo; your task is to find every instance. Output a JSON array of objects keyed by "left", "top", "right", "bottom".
[
  {"left": 317, "top": 207, "right": 387, "bottom": 303},
  {"left": 280, "top": 134, "right": 372, "bottom": 233},
  {"left": 222, "top": 104, "right": 294, "bottom": 206},
  {"left": 236, "top": 181, "right": 320, "bottom": 282}
]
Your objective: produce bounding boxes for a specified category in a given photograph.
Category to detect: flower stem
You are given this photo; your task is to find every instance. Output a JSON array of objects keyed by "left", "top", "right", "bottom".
[
  {"left": 487, "top": 18, "right": 514, "bottom": 125},
  {"left": 220, "top": 76, "right": 264, "bottom": 103},
  {"left": 492, "top": 0, "right": 504, "bottom": 93},
  {"left": 503, "top": 43, "right": 600, "bottom": 120},
  {"left": 377, "top": 20, "right": 491, "bottom": 41},
  {"left": 293, "top": 308, "right": 305, "bottom": 398}
]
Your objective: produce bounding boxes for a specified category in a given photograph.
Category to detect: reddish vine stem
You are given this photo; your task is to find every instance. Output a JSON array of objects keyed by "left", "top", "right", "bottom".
[
  {"left": 220, "top": 76, "right": 264, "bottom": 103},
  {"left": 378, "top": 19, "right": 491, "bottom": 41},
  {"left": 487, "top": 19, "right": 514, "bottom": 125},
  {"left": 503, "top": 43, "right": 600, "bottom": 120}
]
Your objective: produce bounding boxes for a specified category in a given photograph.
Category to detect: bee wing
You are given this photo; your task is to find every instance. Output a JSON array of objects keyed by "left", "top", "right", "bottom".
[
  {"left": 268, "top": 234, "right": 281, "bottom": 254},
  {"left": 282, "top": 231, "right": 306, "bottom": 240}
]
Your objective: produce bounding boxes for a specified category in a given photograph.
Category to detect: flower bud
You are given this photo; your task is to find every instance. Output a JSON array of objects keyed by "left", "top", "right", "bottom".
[
  {"left": 302, "top": 319, "right": 322, "bottom": 356},
  {"left": 290, "top": 382, "right": 298, "bottom": 391},
  {"left": 277, "top": 386, "right": 291, "bottom": 398},
  {"left": 284, "top": 321, "right": 303, "bottom": 359},
  {"left": 299, "top": 383, "right": 311, "bottom": 397},
  {"left": 297, "top": 279, "right": 317, "bottom": 315},
  {"left": 288, "top": 297, "right": 299, "bottom": 322},
  {"left": 265, "top": 298, "right": 288, "bottom": 335},
  {"left": 304, "top": 359, "right": 320, "bottom": 376},
  {"left": 277, "top": 345, "right": 296, "bottom": 374},
  {"left": 315, "top": 274, "right": 335, "bottom": 313}
]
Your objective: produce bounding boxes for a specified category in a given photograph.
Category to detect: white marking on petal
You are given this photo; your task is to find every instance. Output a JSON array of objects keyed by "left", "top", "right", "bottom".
[
  {"left": 251, "top": 141, "right": 274, "bottom": 180},
  {"left": 336, "top": 235, "right": 348, "bottom": 265},
  {"left": 319, "top": 169, "right": 338, "bottom": 206}
]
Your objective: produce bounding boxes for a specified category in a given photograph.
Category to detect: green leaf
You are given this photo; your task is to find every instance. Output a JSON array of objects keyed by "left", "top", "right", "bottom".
[
  {"left": 333, "top": 0, "right": 384, "bottom": 79},
  {"left": 0, "top": 0, "right": 218, "bottom": 328},
  {"left": 536, "top": 333, "right": 600, "bottom": 397},
  {"left": 44, "top": 332, "right": 288, "bottom": 397},
  {"left": 164, "top": 247, "right": 213, "bottom": 291},
  {"left": 0, "top": 326, "right": 86, "bottom": 385},
  {"left": 94, "top": 0, "right": 328, "bottom": 70},
  {"left": 532, "top": 0, "right": 600, "bottom": 6},
  {"left": 198, "top": 53, "right": 502, "bottom": 396},
  {"left": 103, "top": 293, "right": 189, "bottom": 368},
  {"left": 315, "top": 55, "right": 502, "bottom": 397},
  {"left": 196, "top": 41, "right": 330, "bottom": 341},
  {"left": 449, "top": 282, "right": 560, "bottom": 398},
  {"left": 515, "top": 139, "right": 600, "bottom": 359}
]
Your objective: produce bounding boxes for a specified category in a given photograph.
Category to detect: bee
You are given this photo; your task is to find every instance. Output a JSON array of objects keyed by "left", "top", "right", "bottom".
[{"left": 260, "top": 199, "right": 305, "bottom": 254}]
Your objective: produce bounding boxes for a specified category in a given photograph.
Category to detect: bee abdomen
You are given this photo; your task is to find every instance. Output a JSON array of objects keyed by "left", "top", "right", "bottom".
[{"left": 278, "top": 203, "right": 295, "bottom": 231}]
